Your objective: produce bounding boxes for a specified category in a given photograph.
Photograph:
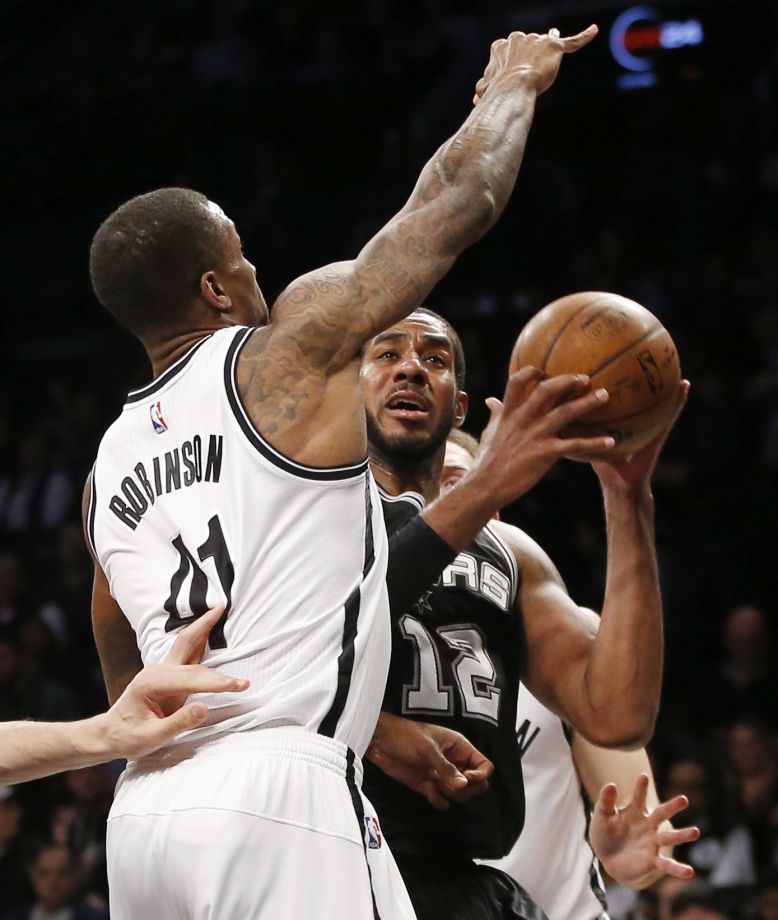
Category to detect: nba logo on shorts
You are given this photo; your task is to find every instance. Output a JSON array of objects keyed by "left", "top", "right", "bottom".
[
  {"left": 363, "top": 816, "right": 382, "bottom": 849},
  {"left": 150, "top": 401, "right": 168, "bottom": 434}
]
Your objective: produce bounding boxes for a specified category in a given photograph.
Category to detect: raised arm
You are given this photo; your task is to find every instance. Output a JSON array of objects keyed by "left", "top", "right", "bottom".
[
  {"left": 500, "top": 381, "right": 688, "bottom": 748},
  {"left": 269, "top": 27, "right": 598, "bottom": 371}
]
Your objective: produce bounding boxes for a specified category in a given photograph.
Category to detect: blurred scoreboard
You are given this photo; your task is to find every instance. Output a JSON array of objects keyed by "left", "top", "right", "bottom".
[{"left": 510, "top": 0, "right": 773, "bottom": 93}]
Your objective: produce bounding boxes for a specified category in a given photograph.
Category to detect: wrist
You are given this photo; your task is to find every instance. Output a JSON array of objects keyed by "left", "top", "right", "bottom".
[
  {"left": 602, "top": 483, "right": 654, "bottom": 513},
  {"left": 78, "top": 713, "right": 113, "bottom": 763},
  {"left": 486, "top": 67, "right": 542, "bottom": 96}
]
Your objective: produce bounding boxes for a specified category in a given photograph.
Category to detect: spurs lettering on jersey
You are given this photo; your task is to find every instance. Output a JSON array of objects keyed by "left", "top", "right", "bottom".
[{"left": 413, "top": 552, "right": 512, "bottom": 616}]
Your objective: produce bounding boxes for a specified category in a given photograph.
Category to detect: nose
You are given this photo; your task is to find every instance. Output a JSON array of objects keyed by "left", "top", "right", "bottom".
[{"left": 393, "top": 352, "right": 427, "bottom": 385}]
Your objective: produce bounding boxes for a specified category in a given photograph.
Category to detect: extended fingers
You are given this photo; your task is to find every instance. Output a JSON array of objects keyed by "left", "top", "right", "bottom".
[
  {"left": 657, "top": 825, "right": 701, "bottom": 849},
  {"left": 560, "top": 24, "right": 598, "bottom": 52},
  {"left": 166, "top": 606, "right": 225, "bottom": 665},
  {"left": 142, "top": 664, "right": 249, "bottom": 700},
  {"left": 595, "top": 782, "right": 619, "bottom": 817},
  {"left": 650, "top": 794, "right": 690, "bottom": 826},
  {"left": 655, "top": 853, "right": 695, "bottom": 880}
]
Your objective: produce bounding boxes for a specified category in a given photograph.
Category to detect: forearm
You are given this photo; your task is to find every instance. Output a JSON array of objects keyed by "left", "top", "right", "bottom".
[
  {"left": 0, "top": 715, "right": 111, "bottom": 784},
  {"left": 387, "top": 515, "right": 458, "bottom": 613},
  {"left": 584, "top": 489, "right": 661, "bottom": 746},
  {"left": 347, "top": 76, "right": 539, "bottom": 342},
  {"left": 403, "top": 74, "right": 538, "bottom": 252},
  {"left": 421, "top": 466, "right": 502, "bottom": 552},
  {"left": 574, "top": 735, "right": 659, "bottom": 810}
]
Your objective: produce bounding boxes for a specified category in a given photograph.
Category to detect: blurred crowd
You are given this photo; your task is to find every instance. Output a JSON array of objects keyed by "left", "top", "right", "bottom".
[{"left": 2, "top": 0, "right": 778, "bottom": 917}]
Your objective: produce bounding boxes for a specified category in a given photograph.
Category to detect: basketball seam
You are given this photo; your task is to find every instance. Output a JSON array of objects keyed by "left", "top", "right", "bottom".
[
  {"left": 541, "top": 295, "right": 615, "bottom": 373},
  {"left": 586, "top": 323, "right": 663, "bottom": 381}
]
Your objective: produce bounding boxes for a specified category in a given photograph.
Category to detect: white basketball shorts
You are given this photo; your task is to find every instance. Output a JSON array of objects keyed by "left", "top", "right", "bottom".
[{"left": 106, "top": 727, "right": 417, "bottom": 919}]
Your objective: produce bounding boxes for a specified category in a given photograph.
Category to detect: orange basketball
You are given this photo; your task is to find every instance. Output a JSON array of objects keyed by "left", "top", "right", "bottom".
[{"left": 509, "top": 292, "right": 681, "bottom": 459}]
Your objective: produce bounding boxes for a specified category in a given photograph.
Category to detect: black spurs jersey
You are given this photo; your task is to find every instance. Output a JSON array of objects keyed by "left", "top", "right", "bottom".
[{"left": 363, "top": 490, "right": 526, "bottom": 864}]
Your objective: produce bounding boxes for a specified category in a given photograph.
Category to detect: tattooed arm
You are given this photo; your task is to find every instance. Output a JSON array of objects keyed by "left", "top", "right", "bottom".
[
  {"left": 267, "top": 27, "right": 598, "bottom": 372},
  {"left": 235, "top": 28, "right": 597, "bottom": 465}
]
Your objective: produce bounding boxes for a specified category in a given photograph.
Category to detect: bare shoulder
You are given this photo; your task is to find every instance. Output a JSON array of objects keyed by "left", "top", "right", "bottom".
[{"left": 234, "top": 318, "right": 365, "bottom": 466}]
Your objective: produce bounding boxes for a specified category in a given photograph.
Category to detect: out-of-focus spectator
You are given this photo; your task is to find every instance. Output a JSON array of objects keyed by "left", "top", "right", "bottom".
[
  {"left": 0, "top": 844, "right": 107, "bottom": 920},
  {"left": 0, "top": 432, "right": 74, "bottom": 539},
  {"left": 0, "top": 633, "right": 79, "bottom": 724},
  {"left": 668, "top": 881, "right": 728, "bottom": 919},
  {"left": 0, "top": 788, "right": 34, "bottom": 912},
  {"left": 0, "top": 556, "right": 31, "bottom": 632},
  {"left": 664, "top": 758, "right": 756, "bottom": 888},
  {"left": 58, "top": 767, "right": 115, "bottom": 903},
  {"left": 756, "top": 874, "right": 778, "bottom": 920},
  {"left": 726, "top": 722, "right": 778, "bottom": 880},
  {"left": 704, "top": 606, "right": 778, "bottom": 733}
]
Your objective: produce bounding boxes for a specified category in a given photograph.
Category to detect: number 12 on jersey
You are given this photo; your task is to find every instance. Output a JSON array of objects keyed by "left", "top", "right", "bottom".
[
  {"left": 164, "top": 514, "right": 234, "bottom": 648},
  {"left": 400, "top": 614, "right": 501, "bottom": 724}
]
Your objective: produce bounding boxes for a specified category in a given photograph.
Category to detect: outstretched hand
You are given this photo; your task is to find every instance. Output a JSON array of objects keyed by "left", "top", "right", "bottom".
[
  {"left": 474, "top": 25, "right": 598, "bottom": 105},
  {"left": 590, "top": 773, "right": 699, "bottom": 890},
  {"left": 366, "top": 711, "right": 493, "bottom": 811},
  {"left": 475, "top": 367, "right": 616, "bottom": 509},
  {"left": 103, "top": 607, "right": 249, "bottom": 760}
]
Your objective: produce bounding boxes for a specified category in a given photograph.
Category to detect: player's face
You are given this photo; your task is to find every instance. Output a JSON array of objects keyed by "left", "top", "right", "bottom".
[
  {"left": 441, "top": 441, "right": 474, "bottom": 492},
  {"left": 361, "top": 313, "right": 466, "bottom": 462},
  {"left": 210, "top": 205, "right": 269, "bottom": 327}
]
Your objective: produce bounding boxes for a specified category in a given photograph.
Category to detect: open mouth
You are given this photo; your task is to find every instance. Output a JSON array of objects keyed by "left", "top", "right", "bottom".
[{"left": 386, "top": 392, "right": 430, "bottom": 419}]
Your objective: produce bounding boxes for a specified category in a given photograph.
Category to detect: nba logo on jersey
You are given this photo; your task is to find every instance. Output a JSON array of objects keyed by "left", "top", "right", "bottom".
[
  {"left": 363, "top": 816, "right": 382, "bottom": 849},
  {"left": 150, "top": 401, "right": 168, "bottom": 434}
]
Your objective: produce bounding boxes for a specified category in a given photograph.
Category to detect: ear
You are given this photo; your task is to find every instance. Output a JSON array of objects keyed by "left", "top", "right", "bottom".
[
  {"left": 200, "top": 271, "right": 233, "bottom": 314},
  {"left": 454, "top": 391, "right": 468, "bottom": 428}
]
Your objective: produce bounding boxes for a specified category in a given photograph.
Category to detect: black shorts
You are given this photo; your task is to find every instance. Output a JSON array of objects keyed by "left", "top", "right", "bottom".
[{"left": 398, "top": 860, "right": 549, "bottom": 920}]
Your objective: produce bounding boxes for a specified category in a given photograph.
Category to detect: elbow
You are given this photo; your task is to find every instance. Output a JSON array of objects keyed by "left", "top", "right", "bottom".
[{"left": 582, "top": 709, "right": 658, "bottom": 751}]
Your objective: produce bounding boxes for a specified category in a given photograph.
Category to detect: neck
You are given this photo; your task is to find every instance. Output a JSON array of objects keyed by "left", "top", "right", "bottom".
[
  {"left": 142, "top": 322, "right": 236, "bottom": 378},
  {"left": 368, "top": 446, "right": 443, "bottom": 502}
]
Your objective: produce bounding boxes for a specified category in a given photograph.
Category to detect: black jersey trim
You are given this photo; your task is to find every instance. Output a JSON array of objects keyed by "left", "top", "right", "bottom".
[
  {"left": 319, "top": 477, "right": 376, "bottom": 737},
  {"left": 345, "top": 748, "right": 381, "bottom": 920},
  {"left": 125, "top": 335, "right": 213, "bottom": 405},
  {"left": 224, "top": 327, "right": 369, "bottom": 481},
  {"left": 376, "top": 485, "right": 425, "bottom": 512},
  {"left": 86, "top": 466, "right": 98, "bottom": 560},
  {"left": 580, "top": 783, "right": 610, "bottom": 914},
  {"left": 482, "top": 523, "right": 520, "bottom": 605}
]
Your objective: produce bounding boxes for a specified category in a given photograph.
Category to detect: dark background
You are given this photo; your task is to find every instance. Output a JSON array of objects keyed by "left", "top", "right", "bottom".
[{"left": 1, "top": 2, "right": 778, "bottom": 917}]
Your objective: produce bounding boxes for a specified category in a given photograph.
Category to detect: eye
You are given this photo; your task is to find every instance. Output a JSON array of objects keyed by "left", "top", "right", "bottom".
[
  {"left": 378, "top": 350, "right": 397, "bottom": 360},
  {"left": 425, "top": 354, "right": 447, "bottom": 366}
]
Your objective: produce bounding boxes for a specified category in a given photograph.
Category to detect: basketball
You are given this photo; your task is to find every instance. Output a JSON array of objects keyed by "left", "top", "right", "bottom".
[{"left": 509, "top": 292, "right": 681, "bottom": 459}]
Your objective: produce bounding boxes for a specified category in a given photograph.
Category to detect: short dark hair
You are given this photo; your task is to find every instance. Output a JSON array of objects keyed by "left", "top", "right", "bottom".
[
  {"left": 89, "top": 188, "right": 230, "bottom": 336},
  {"left": 415, "top": 307, "right": 466, "bottom": 390}
]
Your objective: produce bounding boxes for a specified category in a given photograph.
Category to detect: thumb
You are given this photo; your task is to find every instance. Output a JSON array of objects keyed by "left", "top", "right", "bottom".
[
  {"left": 422, "top": 740, "right": 467, "bottom": 790},
  {"left": 158, "top": 702, "right": 209, "bottom": 739},
  {"left": 484, "top": 397, "right": 504, "bottom": 421}
]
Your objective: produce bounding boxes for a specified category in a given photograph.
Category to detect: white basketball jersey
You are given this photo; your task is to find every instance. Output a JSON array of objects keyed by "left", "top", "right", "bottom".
[
  {"left": 485, "top": 685, "right": 609, "bottom": 920},
  {"left": 87, "top": 326, "right": 390, "bottom": 757}
]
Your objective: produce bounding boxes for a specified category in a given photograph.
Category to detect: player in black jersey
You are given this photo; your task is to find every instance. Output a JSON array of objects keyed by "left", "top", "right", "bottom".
[{"left": 360, "top": 308, "right": 698, "bottom": 920}]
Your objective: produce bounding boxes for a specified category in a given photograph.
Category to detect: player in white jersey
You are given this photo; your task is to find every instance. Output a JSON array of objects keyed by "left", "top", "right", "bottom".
[{"left": 82, "top": 26, "right": 601, "bottom": 920}]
